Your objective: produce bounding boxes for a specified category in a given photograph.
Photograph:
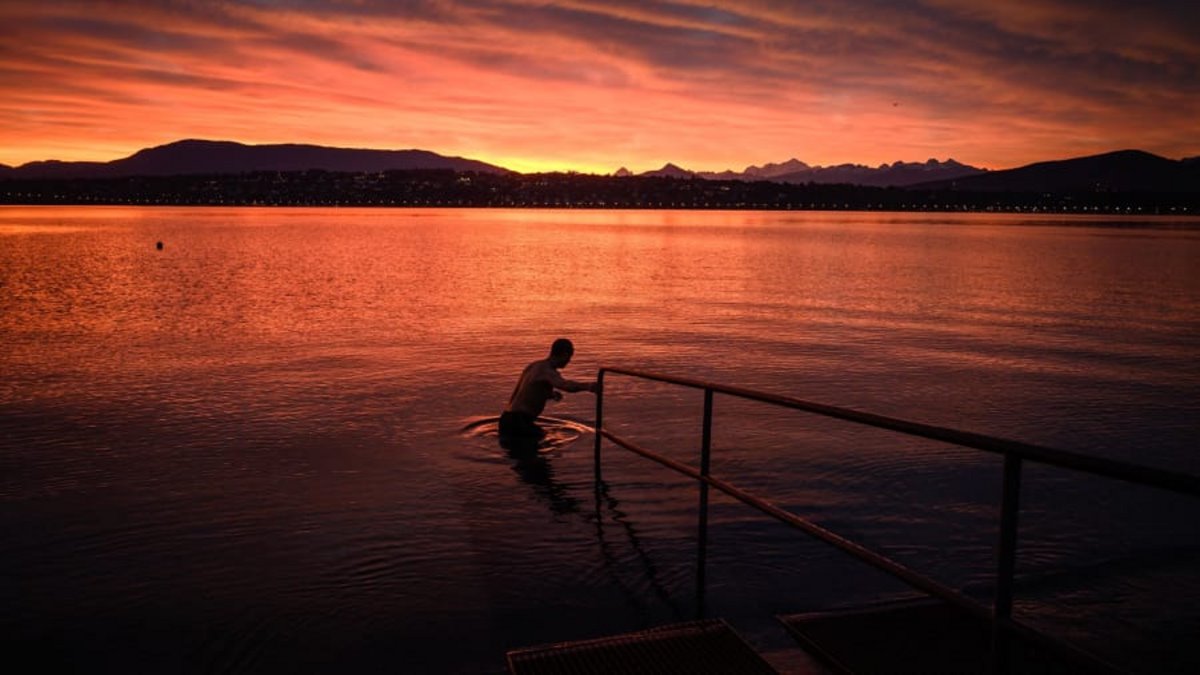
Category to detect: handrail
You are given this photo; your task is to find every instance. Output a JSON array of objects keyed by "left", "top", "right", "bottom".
[
  {"left": 597, "top": 366, "right": 1200, "bottom": 498},
  {"left": 592, "top": 366, "right": 1200, "bottom": 674}
]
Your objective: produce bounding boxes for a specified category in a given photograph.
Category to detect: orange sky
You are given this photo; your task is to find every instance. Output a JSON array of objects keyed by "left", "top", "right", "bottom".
[{"left": 2, "top": 0, "right": 1198, "bottom": 173}]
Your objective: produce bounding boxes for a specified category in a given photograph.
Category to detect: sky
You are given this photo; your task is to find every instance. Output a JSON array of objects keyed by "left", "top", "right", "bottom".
[{"left": 2, "top": 0, "right": 1198, "bottom": 174}]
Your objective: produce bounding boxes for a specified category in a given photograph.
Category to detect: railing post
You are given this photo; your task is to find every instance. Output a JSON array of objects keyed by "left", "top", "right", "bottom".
[
  {"left": 991, "top": 452, "right": 1023, "bottom": 674},
  {"left": 695, "top": 388, "right": 714, "bottom": 619},
  {"left": 594, "top": 369, "right": 605, "bottom": 483}
]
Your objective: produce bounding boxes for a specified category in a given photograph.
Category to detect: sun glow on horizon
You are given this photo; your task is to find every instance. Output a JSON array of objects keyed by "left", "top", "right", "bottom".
[{"left": 479, "top": 155, "right": 616, "bottom": 175}]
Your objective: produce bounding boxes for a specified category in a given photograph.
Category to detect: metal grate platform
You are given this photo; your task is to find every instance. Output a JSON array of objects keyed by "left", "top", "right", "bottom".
[{"left": 506, "top": 618, "right": 779, "bottom": 675}]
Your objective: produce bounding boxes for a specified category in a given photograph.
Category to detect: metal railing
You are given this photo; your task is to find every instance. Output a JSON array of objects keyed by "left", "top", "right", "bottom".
[{"left": 592, "top": 366, "right": 1200, "bottom": 674}]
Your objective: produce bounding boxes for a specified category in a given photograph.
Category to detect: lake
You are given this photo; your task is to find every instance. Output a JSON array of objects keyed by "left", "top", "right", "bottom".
[{"left": 2, "top": 206, "right": 1199, "bottom": 673}]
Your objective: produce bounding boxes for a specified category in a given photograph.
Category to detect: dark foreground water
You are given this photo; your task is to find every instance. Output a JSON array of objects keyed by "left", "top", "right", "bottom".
[{"left": 2, "top": 207, "right": 1199, "bottom": 673}]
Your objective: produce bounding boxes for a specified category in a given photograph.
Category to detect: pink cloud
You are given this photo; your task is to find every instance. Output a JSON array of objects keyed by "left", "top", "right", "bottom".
[{"left": 1, "top": 0, "right": 1196, "bottom": 172}]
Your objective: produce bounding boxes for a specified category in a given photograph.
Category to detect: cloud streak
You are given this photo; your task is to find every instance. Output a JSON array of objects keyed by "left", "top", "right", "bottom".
[{"left": 1, "top": 0, "right": 1197, "bottom": 171}]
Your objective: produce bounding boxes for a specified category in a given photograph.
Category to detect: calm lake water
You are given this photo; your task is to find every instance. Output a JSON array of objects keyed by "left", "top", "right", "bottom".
[{"left": 2, "top": 206, "right": 1199, "bottom": 673}]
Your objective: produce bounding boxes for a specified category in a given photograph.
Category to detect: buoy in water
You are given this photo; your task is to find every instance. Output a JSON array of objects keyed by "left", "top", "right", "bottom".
[{"left": 156, "top": 241, "right": 163, "bottom": 250}]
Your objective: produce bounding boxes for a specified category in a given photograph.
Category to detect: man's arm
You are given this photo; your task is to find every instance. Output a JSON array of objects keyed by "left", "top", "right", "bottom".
[
  {"left": 545, "top": 366, "right": 597, "bottom": 393},
  {"left": 559, "top": 380, "right": 597, "bottom": 393}
]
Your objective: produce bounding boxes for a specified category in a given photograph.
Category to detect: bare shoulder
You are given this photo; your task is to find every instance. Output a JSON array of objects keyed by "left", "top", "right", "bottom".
[{"left": 531, "top": 359, "right": 557, "bottom": 378}]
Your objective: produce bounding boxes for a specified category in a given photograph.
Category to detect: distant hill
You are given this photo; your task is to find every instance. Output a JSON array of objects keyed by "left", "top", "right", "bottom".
[
  {"left": 691, "top": 160, "right": 813, "bottom": 181},
  {"left": 914, "top": 149, "right": 1200, "bottom": 193},
  {"left": 743, "top": 158, "right": 811, "bottom": 179},
  {"left": 640, "top": 163, "right": 695, "bottom": 179},
  {"left": 638, "top": 157, "right": 985, "bottom": 186},
  {"left": 769, "top": 159, "right": 983, "bottom": 187},
  {"left": 2, "top": 140, "right": 512, "bottom": 179}
]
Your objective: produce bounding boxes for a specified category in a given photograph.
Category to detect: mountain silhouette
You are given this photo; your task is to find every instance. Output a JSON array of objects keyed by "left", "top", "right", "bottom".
[
  {"left": 914, "top": 150, "right": 1199, "bottom": 193},
  {"left": 743, "top": 158, "right": 811, "bottom": 179},
  {"left": 655, "top": 158, "right": 984, "bottom": 186},
  {"left": 4, "top": 143, "right": 1196, "bottom": 195},
  {"left": 2, "top": 139, "right": 511, "bottom": 179},
  {"left": 640, "top": 163, "right": 695, "bottom": 179},
  {"left": 769, "top": 158, "right": 983, "bottom": 187}
]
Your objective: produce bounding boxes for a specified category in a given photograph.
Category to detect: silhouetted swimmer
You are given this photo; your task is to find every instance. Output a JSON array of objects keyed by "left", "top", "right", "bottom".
[
  {"left": 499, "top": 338, "right": 597, "bottom": 442},
  {"left": 156, "top": 241, "right": 163, "bottom": 250},
  {"left": 500, "top": 440, "right": 581, "bottom": 514}
]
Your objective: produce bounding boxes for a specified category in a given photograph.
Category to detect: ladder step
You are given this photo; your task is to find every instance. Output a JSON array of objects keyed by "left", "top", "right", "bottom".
[{"left": 507, "top": 618, "right": 779, "bottom": 674}]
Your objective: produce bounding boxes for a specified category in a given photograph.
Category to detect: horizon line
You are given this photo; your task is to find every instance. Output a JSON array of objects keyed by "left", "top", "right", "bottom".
[{"left": 3, "top": 137, "right": 1193, "bottom": 176}]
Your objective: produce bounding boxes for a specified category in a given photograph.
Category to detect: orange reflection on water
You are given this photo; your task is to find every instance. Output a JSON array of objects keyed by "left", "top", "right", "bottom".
[{"left": 3, "top": 206, "right": 1200, "bottom": 675}]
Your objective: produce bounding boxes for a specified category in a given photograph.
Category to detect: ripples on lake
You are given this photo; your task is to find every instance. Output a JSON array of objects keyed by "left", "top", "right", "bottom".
[{"left": 2, "top": 207, "right": 1199, "bottom": 672}]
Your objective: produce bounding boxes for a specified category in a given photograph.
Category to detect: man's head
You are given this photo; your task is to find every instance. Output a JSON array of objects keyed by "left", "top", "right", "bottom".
[{"left": 549, "top": 338, "right": 574, "bottom": 368}]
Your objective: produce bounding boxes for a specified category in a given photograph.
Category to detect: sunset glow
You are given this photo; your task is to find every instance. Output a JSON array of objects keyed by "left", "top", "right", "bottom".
[{"left": 2, "top": 0, "right": 1198, "bottom": 173}]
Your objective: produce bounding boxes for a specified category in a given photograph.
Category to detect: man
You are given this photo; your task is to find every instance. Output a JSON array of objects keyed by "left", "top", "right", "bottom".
[{"left": 500, "top": 338, "right": 597, "bottom": 439}]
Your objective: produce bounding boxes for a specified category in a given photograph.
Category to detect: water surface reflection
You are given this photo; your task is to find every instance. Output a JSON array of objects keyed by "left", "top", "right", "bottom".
[{"left": 2, "top": 207, "right": 1198, "bottom": 672}]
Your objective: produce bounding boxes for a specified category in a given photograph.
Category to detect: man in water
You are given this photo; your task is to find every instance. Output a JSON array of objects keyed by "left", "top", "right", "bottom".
[{"left": 500, "top": 338, "right": 597, "bottom": 440}]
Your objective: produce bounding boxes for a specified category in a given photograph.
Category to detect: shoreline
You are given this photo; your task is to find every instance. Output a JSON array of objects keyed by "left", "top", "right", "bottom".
[{"left": 0, "top": 200, "right": 1195, "bottom": 216}]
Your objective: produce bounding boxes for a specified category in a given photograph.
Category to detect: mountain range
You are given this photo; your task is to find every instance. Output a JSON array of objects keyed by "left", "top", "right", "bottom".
[
  {"left": 0, "top": 139, "right": 511, "bottom": 179},
  {"left": 629, "top": 157, "right": 986, "bottom": 187},
  {"left": 2, "top": 140, "right": 1197, "bottom": 193},
  {"left": 627, "top": 150, "right": 1198, "bottom": 193},
  {"left": 914, "top": 149, "right": 1198, "bottom": 193}
]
